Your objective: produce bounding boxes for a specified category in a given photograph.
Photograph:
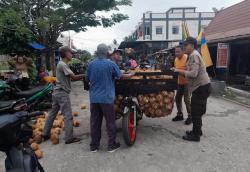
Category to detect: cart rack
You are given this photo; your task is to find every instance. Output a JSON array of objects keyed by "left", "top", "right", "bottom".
[{"left": 115, "top": 70, "right": 178, "bottom": 96}]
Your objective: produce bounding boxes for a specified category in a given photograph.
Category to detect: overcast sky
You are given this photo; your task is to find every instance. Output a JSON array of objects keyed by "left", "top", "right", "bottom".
[{"left": 72, "top": 0, "right": 244, "bottom": 53}]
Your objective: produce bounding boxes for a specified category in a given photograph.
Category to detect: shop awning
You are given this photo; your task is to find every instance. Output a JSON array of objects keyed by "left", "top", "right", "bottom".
[{"left": 29, "top": 42, "right": 46, "bottom": 50}]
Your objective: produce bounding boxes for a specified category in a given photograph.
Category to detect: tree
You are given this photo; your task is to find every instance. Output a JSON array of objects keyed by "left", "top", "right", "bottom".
[
  {"left": 80, "top": 50, "right": 92, "bottom": 63},
  {"left": 0, "top": 8, "right": 33, "bottom": 54},
  {"left": 0, "top": 0, "right": 132, "bottom": 72}
]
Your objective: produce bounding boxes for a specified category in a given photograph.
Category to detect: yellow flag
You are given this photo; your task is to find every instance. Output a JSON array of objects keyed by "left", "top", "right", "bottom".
[
  {"left": 200, "top": 31, "right": 213, "bottom": 67},
  {"left": 182, "top": 21, "right": 190, "bottom": 40}
]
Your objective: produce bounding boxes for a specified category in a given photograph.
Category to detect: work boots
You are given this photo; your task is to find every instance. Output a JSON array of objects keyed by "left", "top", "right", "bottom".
[
  {"left": 183, "top": 116, "right": 202, "bottom": 142},
  {"left": 183, "top": 132, "right": 200, "bottom": 142},
  {"left": 186, "top": 130, "right": 203, "bottom": 136},
  {"left": 184, "top": 115, "right": 192, "bottom": 125}
]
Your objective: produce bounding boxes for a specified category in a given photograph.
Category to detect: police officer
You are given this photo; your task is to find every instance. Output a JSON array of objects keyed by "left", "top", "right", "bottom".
[{"left": 172, "top": 37, "right": 211, "bottom": 142}]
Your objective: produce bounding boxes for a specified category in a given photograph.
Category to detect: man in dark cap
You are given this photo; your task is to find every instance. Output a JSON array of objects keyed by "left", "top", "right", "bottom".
[
  {"left": 111, "top": 49, "right": 124, "bottom": 69},
  {"left": 86, "top": 44, "right": 135, "bottom": 153},
  {"left": 43, "top": 46, "right": 84, "bottom": 144},
  {"left": 172, "top": 37, "right": 211, "bottom": 142}
]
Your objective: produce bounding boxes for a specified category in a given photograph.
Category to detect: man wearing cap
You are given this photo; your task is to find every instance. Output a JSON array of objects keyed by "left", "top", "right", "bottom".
[
  {"left": 172, "top": 37, "right": 211, "bottom": 142},
  {"left": 86, "top": 44, "right": 134, "bottom": 153},
  {"left": 111, "top": 49, "right": 123, "bottom": 68},
  {"left": 43, "top": 46, "right": 84, "bottom": 144}
]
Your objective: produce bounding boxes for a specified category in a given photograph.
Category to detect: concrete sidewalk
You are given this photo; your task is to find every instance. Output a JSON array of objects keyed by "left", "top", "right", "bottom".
[{"left": 1, "top": 82, "right": 250, "bottom": 172}]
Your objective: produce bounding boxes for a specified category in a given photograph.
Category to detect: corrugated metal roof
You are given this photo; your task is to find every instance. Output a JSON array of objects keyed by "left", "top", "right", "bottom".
[{"left": 206, "top": 0, "right": 250, "bottom": 42}]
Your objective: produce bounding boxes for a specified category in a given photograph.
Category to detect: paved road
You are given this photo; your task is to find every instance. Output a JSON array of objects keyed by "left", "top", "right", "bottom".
[{"left": 1, "top": 82, "right": 250, "bottom": 172}]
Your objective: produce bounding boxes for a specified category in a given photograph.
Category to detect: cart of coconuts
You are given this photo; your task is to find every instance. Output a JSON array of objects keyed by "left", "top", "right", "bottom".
[{"left": 115, "top": 69, "right": 178, "bottom": 146}]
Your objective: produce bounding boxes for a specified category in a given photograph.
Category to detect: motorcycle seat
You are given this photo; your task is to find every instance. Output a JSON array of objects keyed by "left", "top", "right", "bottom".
[
  {"left": 0, "top": 100, "right": 15, "bottom": 109},
  {"left": 16, "top": 86, "right": 46, "bottom": 98}
]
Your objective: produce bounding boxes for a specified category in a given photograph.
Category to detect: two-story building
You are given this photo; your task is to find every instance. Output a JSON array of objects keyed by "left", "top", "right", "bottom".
[{"left": 126, "top": 7, "right": 215, "bottom": 53}]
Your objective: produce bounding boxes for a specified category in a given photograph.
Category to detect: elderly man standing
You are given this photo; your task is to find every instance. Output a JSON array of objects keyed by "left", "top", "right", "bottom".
[{"left": 86, "top": 44, "right": 134, "bottom": 153}]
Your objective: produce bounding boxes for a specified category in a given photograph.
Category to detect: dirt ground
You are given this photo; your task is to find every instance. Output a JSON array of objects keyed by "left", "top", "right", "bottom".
[{"left": 1, "top": 81, "right": 250, "bottom": 172}]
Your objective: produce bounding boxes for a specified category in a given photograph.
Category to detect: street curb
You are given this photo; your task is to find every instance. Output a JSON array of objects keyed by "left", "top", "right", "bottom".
[
  {"left": 226, "top": 87, "right": 250, "bottom": 99},
  {"left": 214, "top": 95, "right": 250, "bottom": 108}
]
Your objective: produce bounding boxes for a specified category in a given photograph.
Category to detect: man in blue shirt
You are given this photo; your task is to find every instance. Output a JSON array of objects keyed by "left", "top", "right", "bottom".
[{"left": 86, "top": 44, "right": 134, "bottom": 153}]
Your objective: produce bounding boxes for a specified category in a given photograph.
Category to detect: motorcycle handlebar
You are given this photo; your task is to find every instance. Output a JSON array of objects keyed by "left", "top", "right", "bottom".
[{"left": 28, "top": 111, "right": 44, "bottom": 118}]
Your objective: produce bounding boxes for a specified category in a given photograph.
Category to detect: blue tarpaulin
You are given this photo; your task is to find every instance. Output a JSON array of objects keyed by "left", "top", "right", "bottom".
[{"left": 29, "top": 42, "right": 46, "bottom": 50}]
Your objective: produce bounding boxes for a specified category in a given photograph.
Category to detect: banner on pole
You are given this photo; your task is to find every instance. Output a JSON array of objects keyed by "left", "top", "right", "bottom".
[{"left": 216, "top": 43, "right": 229, "bottom": 68}]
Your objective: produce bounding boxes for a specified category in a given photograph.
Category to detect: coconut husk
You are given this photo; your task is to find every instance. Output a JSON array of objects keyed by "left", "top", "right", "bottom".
[
  {"left": 28, "top": 138, "right": 34, "bottom": 145},
  {"left": 53, "top": 128, "right": 62, "bottom": 135},
  {"left": 161, "top": 91, "right": 168, "bottom": 97},
  {"left": 163, "top": 98, "right": 171, "bottom": 104},
  {"left": 168, "top": 92, "right": 175, "bottom": 99},
  {"left": 37, "top": 126, "right": 43, "bottom": 132},
  {"left": 156, "top": 94, "right": 163, "bottom": 102},
  {"left": 32, "top": 124, "right": 36, "bottom": 130},
  {"left": 73, "top": 120, "right": 80, "bottom": 127},
  {"left": 166, "top": 104, "right": 173, "bottom": 111},
  {"left": 149, "top": 97, "right": 156, "bottom": 104},
  {"left": 50, "top": 134, "right": 59, "bottom": 145},
  {"left": 72, "top": 112, "right": 79, "bottom": 117},
  {"left": 149, "top": 93, "right": 156, "bottom": 97},
  {"left": 152, "top": 103, "right": 159, "bottom": 110},
  {"left": 81, "top": 104, "right": 87, "bottom": 109},
  {"left": 37, "top": 118, "right": 44, "bottom": 124},
  {"left": 33, "top": 134, "right": 43, "bottom": 144},
  {"left": 31, "top": 143, "right": 40, "bottom": 151},
  {"left": 35, "top": 149, "right": 43, "bottom": 159},
  {"left": 155, "top": 109, "right": 163, "bottom": 117},
  {"left": 33, "top": 129, "right": 42, "bottom": 138}
]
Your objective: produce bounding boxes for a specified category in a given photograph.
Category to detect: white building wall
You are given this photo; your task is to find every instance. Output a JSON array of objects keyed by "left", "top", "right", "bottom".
[
  {"left": 185, "top": 9, "right": 195, "bottom": 13},
  {"left": 138, "top": 9, "right": 215, "bottom": 44},
  {"left": 152, "top": 13, "right": 166, "bottom": 18},
  {"left": 172, "top": 9, "right": 183, "bottom": 13},
  {"left": 152, "top": 21, "right": 166, "bottom": 40},
  {"left": 169, "top": 13, "right": 183, "bottom": 18},
  {"left": 201, "top": 12, "right": 215, "bottom": 18},
  {"left": 185, "top": 12, "right": 199, "bottom": 18},
  {"left": 168, "top": 20, "right": 182, "bottom": 40}
]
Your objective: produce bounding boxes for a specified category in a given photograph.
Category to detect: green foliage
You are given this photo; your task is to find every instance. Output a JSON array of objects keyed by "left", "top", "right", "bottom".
[
  {"left": 80, "top": 51, "right": 92, "bottom": 63},
  {"left": 28, "top": 62, "right": 37, "bottom": 83},
  {"left": 69, "top": 58, "right": 82, "bottom": 65},
  {"left": 0, "top": 0, "right": 131, "bottom": 47},
  {"left": 0, "top": 0, "right": 131, "bottom": 71},
  {"left": 0, "top": 8, "right": 33, "bottom": 54}
]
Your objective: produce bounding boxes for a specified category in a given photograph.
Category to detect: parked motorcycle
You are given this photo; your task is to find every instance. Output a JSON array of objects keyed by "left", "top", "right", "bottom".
[
  {"left": 0, "top": 111, "right": 45, "bottom": 172},
  {"left": 0, "top": 79, "right": 53, "bottom": 111},
  {"left": 0, "top": 98, "right": 27, "bottom": 114},
  {"left": 0, "top": 80, "right": 10, "bottom": 97}
]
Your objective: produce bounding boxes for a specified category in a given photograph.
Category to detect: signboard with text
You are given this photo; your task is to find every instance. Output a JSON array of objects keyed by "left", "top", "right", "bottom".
[{"left": 216, "top": 43, "right": 229, "bottom": 68}]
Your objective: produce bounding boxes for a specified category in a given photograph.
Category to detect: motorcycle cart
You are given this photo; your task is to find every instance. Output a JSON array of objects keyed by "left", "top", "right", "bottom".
[{"left": 115, "top": 70, "right": 178, "bottom": 146}]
